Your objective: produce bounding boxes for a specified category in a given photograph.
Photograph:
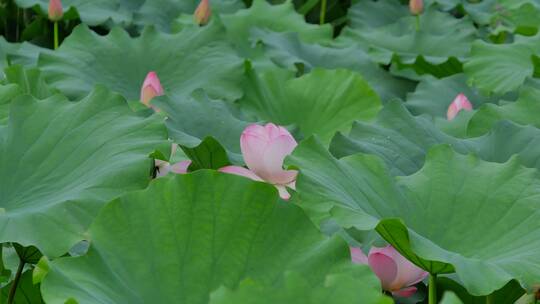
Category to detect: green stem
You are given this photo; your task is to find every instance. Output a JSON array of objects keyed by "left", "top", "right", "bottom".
[
  {"left": 485, "top": 294, "right": 494, "bottom": 304},
  {"left": 429, "top": 274, "right": 437, "bottom": 304},
  {"left": 415, "top": 14, "right": 420, "bottom": 31},
  {"left": 7, "top": 259, "right": 24, "bottom": 304},
  {"left": 319, "top": 0, "right": 327, "bottom": 25},
  {"left": 53, "top": 21, "right": 59, "bottom": 50}
]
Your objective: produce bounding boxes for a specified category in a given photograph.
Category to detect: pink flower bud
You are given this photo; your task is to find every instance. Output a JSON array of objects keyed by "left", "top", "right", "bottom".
[
  {"left": 409, "top": 0, "right": 423, "bottom": 15},
  {"left": 218, "top": 123, "right": 298, "bottom": 200},
  {"left": 351, "top": 245, "right": 428, "bottom": 297},
  {"left": 447, "top": 93, "right": 473, "bottom": 121},
  {"left": 194, "top": 0, "right": 212, "bottom": 26},
  {"left": 48, "top": 0, "right": 63, "bottom": 21},
  {"left": 140, "top": 72, "right": 164, "bottom": 107}
]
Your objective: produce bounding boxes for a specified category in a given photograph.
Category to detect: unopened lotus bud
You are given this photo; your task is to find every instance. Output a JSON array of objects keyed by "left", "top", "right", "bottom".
[
  {"left": 409, "top": 0, "right": 423, "bottom": 15},
  {"left": 48, "top": 0, "right": 63, "bottom": 21},
  {"left": 140, "top": 71, "right": 164, "bottom": 107},
  {"left": 447, "top": 93, "right": 473, "bottom": 121},
  {"left": 194, "top": 0, "right": 211, "bottom": 25}
]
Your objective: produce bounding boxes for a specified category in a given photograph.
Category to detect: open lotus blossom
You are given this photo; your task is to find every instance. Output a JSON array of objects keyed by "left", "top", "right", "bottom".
[
  {"left": 447, "top": 93, "right": 473, "bottom": 121},
  {"left": 219, "top": 123, "right": 298, "bottom": 200},
  {"left": 48, "top": 0, "right": 63, "bottom": 21},
  {"left": 140, "top": 71, "right": 164, "bottom": 108},
  {"left": 194, "top": 0, "right": 212, "bottom": 25},
  {"left": 154, "top": 159, "right": 191, "bottom": 178},
  {"left": 350, "top": 246, "right": 428, "bottom": 297},
  {"left": 409, "top": 0, "right": 423, "bottom": 15}
]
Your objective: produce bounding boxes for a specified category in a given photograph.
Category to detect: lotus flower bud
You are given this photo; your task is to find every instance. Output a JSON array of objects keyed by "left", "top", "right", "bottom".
[
  {"left": 140, "top": 72, "right": 164, "bottom": 107},
  {"left": 194, "top": 0, "right": 212, "bottom": 25},
  {"left": 219, "top": 123, "right": 298, "bottom": 200},
  {"left": 409, "top": 0, "right": 423, "bottom": 15},
  {"left": 351, "top": 246, "right": 428, "bottom": 297},
  {"left": 447, "top": 93, "right": 473, "bottom": 121},
  {"left": 154, "top": 160, "right": 191, "bottom": 178},
  {"left": 48, "top": 0, "right": 63, "bottom": 21}
]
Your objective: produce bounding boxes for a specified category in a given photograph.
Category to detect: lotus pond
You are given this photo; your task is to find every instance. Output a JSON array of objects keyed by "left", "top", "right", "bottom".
[{"left": 0, "top": 0, "right": 539, "bottom": 303}]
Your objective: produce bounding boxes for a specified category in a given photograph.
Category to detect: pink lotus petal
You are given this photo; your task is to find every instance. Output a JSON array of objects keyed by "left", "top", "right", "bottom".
[
  {"left": 350, "top": 247, "right": 369, "bottom": 265},
  {"left": 219, "top": 166, "right": 263, "bottom": 182},
  {"left": 275, "top": 185, "right": 291, "bottom": 200},
  {"left": 447, "top": 93, "right": 473, "bottom": 121},
  {"left": 154, "top": 160, "right": 170, "bottom": 178},
  {"left": 140, "top": 72, "right": 164, "bottom": 107},
  {"left": 48, "top": 0, "right": 63, "bottom": 21},
  {"left": 368, "top": 252, "right": 398, "bottom": 291},
  {"left": 194, "top": 0, "right": 211, "bottom": 25},
  {"left": 409, "top": 0, "right": 423, "bottom": 15},
  {"left": 170, "top": 160, "right": 191, "bottom": 174},
  {"left": 370, "top": 246, "right": 427, "bottom": 291},
  {"left": 393, "top": 286, "right": 418, "bottom": 298}
]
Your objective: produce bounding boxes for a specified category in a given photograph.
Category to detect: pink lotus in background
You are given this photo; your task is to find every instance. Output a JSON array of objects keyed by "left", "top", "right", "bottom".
[
  {"left": 155, "top": 159, "right": 191, "bottom": 177},
  {"left": 447, "top": 93, "right": 473, "bottom": 121},
  {"left": 350, "top": 246, "right": 428, "bottom": 297},
  {"left": 140, "top": 72, "right": 164, "bottom": 108},
  {"left": 48, "top": 0, "right": 63, "bottom": 21},
  {"left": 409, "top": 0, "right": 423, "bottom": 15},
  {"left": 194, "top": 0, "right": 212, "bottom": 25},
  {"left": 219, "top": 123, "right": 298, "bottom": 200}
]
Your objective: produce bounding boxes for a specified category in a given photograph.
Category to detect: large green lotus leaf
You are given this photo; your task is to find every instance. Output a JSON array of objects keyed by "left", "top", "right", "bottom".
[
  {"left": 406, "top": 74, "right": 499, "bottom": 117},
  {"left": 241, "top": 68, "right": 381, "bottom": 143},
  {"left": 221, "top": 0, "right": 332, "bottom": 52},
  {"left": 347, "top": 0, "right": 408, "bottom": 30},
  {"left": 0, "top": 86, "right": 168, "bottom": 257},
  {"left": 38, "top": 23, "right": 243, "bottom": 101},
  {"left": 288, "top": 139, "right": 540, "bottom": 295},
  {"left": 210, "top": 268, "right": 392, "bottom": 304},
  {"left": 468, "top": 84, "right": 540, "bottom": 136},
  {"left": 436, "top": 276, "right": 525, "bottom": 304},
  {"left": 331, "top": 101, "right": 540, "bottom": 176},
  {"left": 251, "top": 29, "right": 415, "bottom": 101},
  {"left": 440, "top": 292, "right": 463, "bottom": 304},
  {"left": 0, "top": 84, "right": 21, "bottom": 125},
  {"left": 337, "top": 7, "right": 476, "bottom": 66},
  {"left": 40, "top": 171, "right": 387, "bottom": 304},
  {"left": 463, "top": 34, "right": 540, "bottom": 95},
  {"left": 0, "top": 37, "right": 51, "bottom": 71}
]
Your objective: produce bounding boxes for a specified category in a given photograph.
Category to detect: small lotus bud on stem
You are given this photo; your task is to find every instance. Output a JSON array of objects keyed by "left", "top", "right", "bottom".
[{"left": 194, "top": 0, "right": 211, "bottom": 26}]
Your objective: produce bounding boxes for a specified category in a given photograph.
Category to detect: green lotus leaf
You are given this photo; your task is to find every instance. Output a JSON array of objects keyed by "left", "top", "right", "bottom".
[
  {"left": 251, "top": 29, "right": 415, "bottom": 101},
  {"left": 468, "top": 84, "right": 540, "bottom": 136},
  {"left": 436, "top": 276, "right": 525, "bottom": 304},
  {"left": 221, "top": 0, "right": 332, "bottom": 52},
  {"left": 40, "top": 171, "right": 387, "bottom": 304},
  {"left": 347, "top": 0, "right": 408, "bottom": 30},
  {"left": 337, "top": 7, "right": 476, "bottom": 66},
  {"left": 464, "top": 34, "right": 540, "bottom": 95},
  {"left": 332, "top": 101, "right": 540, "bottom": 175},
  {"left": 0, "top": 84, "right": 22, "bottom": 125},
  {"left": 288, "top": 139, "right": 540, "bottom": 295},
  {"left": 0, "top": 86, "right": 168, "bottom": 257},
  {"left": 210, "top": 268, "right": 392, "bottom": 304},
  {"left": 0, "top": 37, "right": 51, "bottom": 71},
  {"left": 0, "top": 271, "right": 44, "bottom": 304},
  {"left": 39, "top": 23, "right": 243, "bottom": 101},
  {"left": 440, "top": 292, "right": 463, "bottom": 304},
  {"left": 240, "top": 67, "right": 381, "bottom": 143},
  {"left": 406, "top": 74, "right": 499, "bottom": 117}
]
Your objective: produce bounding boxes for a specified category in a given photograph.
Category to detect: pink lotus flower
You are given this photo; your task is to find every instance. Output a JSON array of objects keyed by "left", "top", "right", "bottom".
[
  {"left": 447, "top": 93, "right": 473, "bottom": 121},
  {"left": 409, "top": 0, "right": 423, "bottom": 15},
  {"left": 350, "top": 246, "right": 428, "bottom": 297},
  {"left": 140, "top": 72, "right": 164, "bottom": 108},
  {"left": 219, "top": 123, "right": 298, "bottom": 200},
  {"left": 48, "top": 0, "right": 63, "bottom": 21},
  {"left": 155, "top": 159, "right": 191, "bottom": 177},
  {"left": 194, "top": 0, "right": 211, "bottom": 25}
]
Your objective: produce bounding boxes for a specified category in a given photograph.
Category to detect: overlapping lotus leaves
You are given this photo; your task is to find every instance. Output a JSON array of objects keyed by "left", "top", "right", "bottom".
[
  {"left": 468, "top": 84, "right": 540, "bottom": 136},
  {"left": 331, "top": 101, "right": 540, "bottom": 175},
  {"left": 406, "top": 74, "right": 499, "bottom": 117},
  {"left": 241, "top": 68, "right": 381, "bottom": 143},
  {"left": 0, "top": 271, "right": 43, "bottom": 303},
  {"left": 38, "top": 22, "right": 244, "bottom": 101},
  {"left": 337, "top": 7, "right": 476, "bottom": 67},
  {"left": 0, "top": 37, "right": 51, "bottom": 71},
  {"left": 0, "top": 86, "right": 167, "bottom": 257},
  {"left": 464, "top": 34, "right": 540, "bottom": 95},
  {"left": 288, "top": 139, "right": 540, "bottom": 296},
  {"left": 251, "top": 30, "right": 415, "bottom": 101},
  {"left": 220, "top": 0, "right": 332, "bottom": 52},
  {"left": 40, "top": 172, "right": 388, "bottom": 304},
  {"left": 347, "top": 0, "right": 408, "bottom": 30}
]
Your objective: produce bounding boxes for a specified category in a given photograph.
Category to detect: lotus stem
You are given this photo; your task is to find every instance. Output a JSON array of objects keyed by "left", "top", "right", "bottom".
[
  {"left": 54, "top": 21, "right": 59, "bottom": 50},
  {"left": 415, "top": 15, "right": 420, "bottom": 31},
  {"left": 428, "top": 274, "right": 437, "bottom": 304},
  {"left": 319, "top": 0, "right": 327, "bottom": 25},
  {"left": 7, "top": 259, "right": 25, "bottom": 304}
]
